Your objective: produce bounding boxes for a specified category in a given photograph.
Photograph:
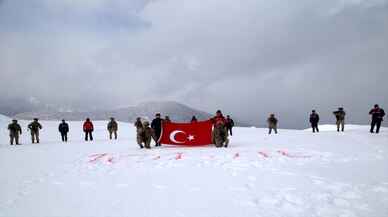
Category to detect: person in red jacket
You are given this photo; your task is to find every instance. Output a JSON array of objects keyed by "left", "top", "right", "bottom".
[{"left": 83, "top": 118, "right": 94, "bottom": 141}]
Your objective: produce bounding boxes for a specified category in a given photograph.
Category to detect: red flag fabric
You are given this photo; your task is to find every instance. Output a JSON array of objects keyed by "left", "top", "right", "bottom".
[{"left": 160, "top": 120, "right": 213, "bottom": 146}]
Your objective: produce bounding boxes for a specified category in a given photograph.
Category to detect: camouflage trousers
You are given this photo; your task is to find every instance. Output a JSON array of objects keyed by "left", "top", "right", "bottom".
[
  {"left": 137, "top": 129, "right": 151, "bottom": 149},
  {"left": 10, "top": 133, "right": 20, "bottom": 145},
  {"left": 212, "top": 126, "right": 229, "bottom": 148},
  {"left": 31, "top": 130, "right": 39, "bottom": 143},
  {"left": 336, "top": 120, "right": 345, "bottom": 132},
  {"left": 109, "top": 130, "right": 117, "bottom": 140}
]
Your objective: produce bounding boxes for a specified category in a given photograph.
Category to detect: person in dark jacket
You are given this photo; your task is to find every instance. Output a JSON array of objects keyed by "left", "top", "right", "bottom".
[
  {"left": 225, "top": 115, "right": 235, "bottom": 136},
  {"left": 267, "top": 114, "right": 278, "bottom": 134},
  {"left": 333, "top": 107, "right": 346, "bottom": 132},
  {"left": 28, "top": 118, "right": 42, "bottom": 143},
  {"left": 83, "top": 118, "right": 94, "bottom": 141},
  {"left": 58, "top": 119, "right": 69, "bottom": 142},
  {"left": 369, "top": 104, "right": 386, "bottom": 134},
  {"left": 107, "top": 117, "right": 118, "bottom": 140},
  {"left": 310, "top": 110, "right": 320, "bottom": 133},
  {"left": 191, "top": 116, "right": 198, "bottom": 123},
  {"left": 8, "top": 119, "right": 22, "bottom": 145},
  {"left": 164, "top": 116, "right": 171, "bottom": 123},
  {"left": 151, "top": 113, "right": 163, "bottom": 146}
]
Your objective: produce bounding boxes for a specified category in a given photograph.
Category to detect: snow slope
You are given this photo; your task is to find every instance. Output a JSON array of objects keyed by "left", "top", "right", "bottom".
[{"left": 0, "top": 121, "right": 387, "bottom": 217}]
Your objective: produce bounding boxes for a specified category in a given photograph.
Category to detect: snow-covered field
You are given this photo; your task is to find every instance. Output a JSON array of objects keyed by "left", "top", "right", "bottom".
[{"left": 1, "top": 119, "right": 388, "bottom": 217}]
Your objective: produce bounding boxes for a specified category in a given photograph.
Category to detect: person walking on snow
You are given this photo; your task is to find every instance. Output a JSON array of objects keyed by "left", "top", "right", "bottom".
[
  {"left": 151, "top": 113, "right": 163, "bottom": 146},
  {"left": 8, "top": 119, "right": 22, "bottom": 145},
  {"left": 267, "top": 114, "right": 278, "bottom": 134},
  {"left": 310, "top": 110, "right": 320, "bottom": 133},
  {"left": 107, "top": 117, "right": 118, "bottom": 140},
  {"left": 333, "top": 107, "right": 346, "bottom": 132},
  {"left": 58, "top": 119, "right": 69, "bottom": 142},
  {"left": 83, "top": 118, "right": 94, "bottom": 141},
  {"left": 369, "top": 104, "right": 385, "bottom": 134},
  {"left": 211, "top": 110, "right": 229, "bottom": 148},
  {"left": 225, "top": 115, "right": 235, "bottom": 136},
  {"left": 28, "top": 118, "right": 42, "bottom": 143}
]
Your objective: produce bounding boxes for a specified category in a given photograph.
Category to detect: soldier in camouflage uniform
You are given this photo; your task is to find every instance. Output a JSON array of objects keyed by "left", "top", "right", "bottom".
[
  {"left": 134, "top": 117, "right": 144, "bottom": 148},
  {"left": 8, "top": 119, "right": 22, "bottom": 145},
  {"left": 333, "top": 107, "right": 346, "bottom": 132},
  {"left": 211, "top": 110, "right": 229, "bottom": 148},
  {"left": 107, "top": 117, "right": 118, "bottom": 140},
  {"left": 137, "top": 121, "right": 152, "bottom": 149},
  {"left": 267, "top": 114, "right": 278, "bottom": 134},
  {"left": 28, "top": 118, "right": 42, "bottom": 144}
]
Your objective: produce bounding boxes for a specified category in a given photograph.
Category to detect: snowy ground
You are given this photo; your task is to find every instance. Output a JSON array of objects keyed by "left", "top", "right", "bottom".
[{"left": 0, "top": 119, "right": 388, "bottom": 217}]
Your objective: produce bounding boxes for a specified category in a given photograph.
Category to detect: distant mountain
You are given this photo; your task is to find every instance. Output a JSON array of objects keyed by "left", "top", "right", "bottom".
[
  {"left": 12, "top": 101, "right": 248, "bottom": 126},
  {"left": 0, "top": 114, "right": 10, "bottom": 123}
]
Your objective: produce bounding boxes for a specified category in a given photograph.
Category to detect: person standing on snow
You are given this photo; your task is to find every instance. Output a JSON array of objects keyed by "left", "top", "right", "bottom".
[
  {"left": 134, "top": 117, "right": 144, "bottom": 148},
  {"left": 267, "top": 114, "right": 278, "bottom": 134},
  {"left": 211, "top": 110, "right": 229, "bottom": 148},
  {"left": 83, "top": 118, "right": 94, "bottom": 141},
  {"left": 225, "top": 115, "right": 235, "bottom": 136},
  {"left": 369, "top": 104, "right": 385, "bottom": 134},
  {"left": 58, "top": 119, "right": 69, "bottom": 142},
  {"left": 107, "top": 117, "right": 118, "bottom": 140},
  {"left": 8, "top": 119, "right": 22, "bottom": 145},
  {"left": 333, "top": 107, "right": 346, "bottom": 132},
  {"left": 151, "top": 113, "right": 163, "bottom": 146},
  {"left": 28, "top": 118, "right": 42, "bottom": 143},
  {"left": 310, "top": 110, "right": 320, "bottom": 133},
  {"left": 139, "top": 121, "right": 152, "bottom": 149}
]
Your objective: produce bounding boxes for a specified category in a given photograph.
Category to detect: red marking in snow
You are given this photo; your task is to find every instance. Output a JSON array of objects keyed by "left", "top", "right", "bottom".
[
  {"left": 153, "top": 156, "right": 161, "bottom": 160},
  {"left": 277, "top": 150, "right": 311, "bottom": 158},
  {"left": 107, "top": 157, "right": 114, "bottom": 164},
  {"left": 233, "top": 153, "right": 240, "bottom": 159},
  {"left": 88, "top": 153, "right": 108, "bottom": 163},
  {"left": 258, "top": 151, "right": 269, "bottom": 158},
  {"left": 175, "top": 153, "right": 183, "bottom": 160}
]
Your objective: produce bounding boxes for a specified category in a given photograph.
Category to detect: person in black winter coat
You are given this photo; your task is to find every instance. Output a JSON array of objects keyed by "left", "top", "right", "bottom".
[
  {"left": 310, "top": 110, "right": 320, "bottom": 133},
  {"left": 369, "top": 104, "right": 386, "bottom": 134},
  {"left": 151, "top": 113, "right": 163, "bottom": 146},
  {"left": 225, "top": 115, "right": 235, "bottom": 136},
  {"left": 58, "top": 119, "right": 69, "bottom": 142}
]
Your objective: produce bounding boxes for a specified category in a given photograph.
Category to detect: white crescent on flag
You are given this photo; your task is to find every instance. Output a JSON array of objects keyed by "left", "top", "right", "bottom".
[{"left": 169, "top": 130, "right": 186, "bottom": 143}]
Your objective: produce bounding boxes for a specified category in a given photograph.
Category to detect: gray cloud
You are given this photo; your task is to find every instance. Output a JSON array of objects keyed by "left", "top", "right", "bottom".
[{"left": 0, "top": 0, "right": 387, "bottom": 128}]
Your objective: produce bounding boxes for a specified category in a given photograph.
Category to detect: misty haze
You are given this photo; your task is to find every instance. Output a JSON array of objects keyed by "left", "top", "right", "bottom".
[{"left": 1, "top": 1, "right": 388, "bottom": 128}]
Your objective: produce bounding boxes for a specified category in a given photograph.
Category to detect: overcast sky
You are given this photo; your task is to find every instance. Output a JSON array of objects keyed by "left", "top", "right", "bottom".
[{"left": 1, "top": 0, "right": 387, "bottom": 128}]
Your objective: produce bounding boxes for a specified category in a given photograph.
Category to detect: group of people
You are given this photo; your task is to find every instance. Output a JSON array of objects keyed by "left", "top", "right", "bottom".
[
  {"left": 6, "top": 104, "right": 385, "bottom": 146},
  {"left": 265, "top": 104, "right": 385, "bottom": 134},
  {"left": 133, "top": 112, "right": 235, "bottom": 149},
  {"left": 7, "top": 117, "right": 119, "bottom": 145}
]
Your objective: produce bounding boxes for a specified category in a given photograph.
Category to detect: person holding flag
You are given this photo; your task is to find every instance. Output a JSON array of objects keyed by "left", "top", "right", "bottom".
[{"left": 211, "top": 110, "right": 229, "bottom": 148}]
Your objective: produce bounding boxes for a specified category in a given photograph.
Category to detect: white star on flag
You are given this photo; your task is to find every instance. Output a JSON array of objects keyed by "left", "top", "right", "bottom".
[{"left": 187, "top": 135, "right": 195, "bottom": 141}]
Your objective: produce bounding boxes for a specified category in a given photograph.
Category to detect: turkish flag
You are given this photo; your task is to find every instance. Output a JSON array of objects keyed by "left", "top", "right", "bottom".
[{"left": 160, "top": 120, "right": 213, "bottom": 146}]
